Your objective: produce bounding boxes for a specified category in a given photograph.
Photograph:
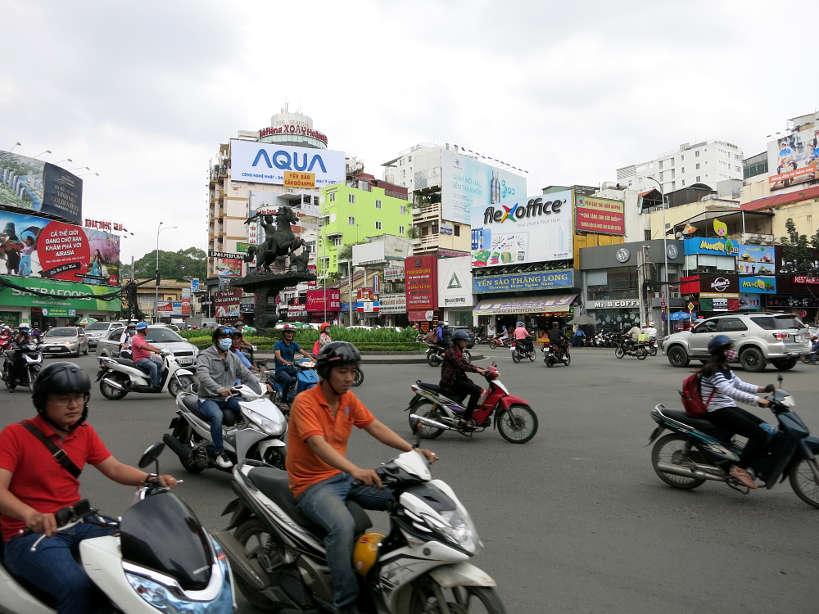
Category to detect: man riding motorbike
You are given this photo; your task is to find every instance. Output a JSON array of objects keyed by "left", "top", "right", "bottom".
[
  {"left": 286, "top": 341, "right": 437, "bottom": 614},
  {"left": 196, "top": 326, "right": 262, "bottom": 469},
  {"left": 440, "top": 329, "right": 488, "bottom": 427},
  {"left": 8, "top": 323, "right": 35, "bottom": 390},
  {"left": 0, "top": 362, "right": 177, "bottom": 613},
  {"left": 274, "top": 323, "right": 309, "bottom": 404},
  {"left": 547, "top": 321, "right": 568, "bottom": 355},
  {"left": 131, "top": 321, "right": 163, "bottom": 388},
  {"left": 513, "top": 320, "right": 533, "bottom": 354}
]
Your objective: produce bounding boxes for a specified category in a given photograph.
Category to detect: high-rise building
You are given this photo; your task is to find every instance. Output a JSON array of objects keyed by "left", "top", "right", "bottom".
[{"left": 616, "top": 140, "right": 744, "bottom": 194}]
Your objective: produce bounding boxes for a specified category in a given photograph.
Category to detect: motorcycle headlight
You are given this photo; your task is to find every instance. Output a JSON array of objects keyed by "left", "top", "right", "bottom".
[
  {"left": 243, "top": 407, "right": 281, "bottom": 436},
  {"left": 421, "top": 508, "right": 479, "bottom": 554}
]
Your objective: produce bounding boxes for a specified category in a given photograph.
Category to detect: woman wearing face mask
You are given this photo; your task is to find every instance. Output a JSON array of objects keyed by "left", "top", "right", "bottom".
[{"left": 700, "top": 335, "right": 776, "bottom": 489}]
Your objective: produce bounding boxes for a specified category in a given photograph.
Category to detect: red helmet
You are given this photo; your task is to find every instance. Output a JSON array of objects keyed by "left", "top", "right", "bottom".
[
  {"left": 281, "top": 323, "right": 296, "bottom": 335},
  {"left": 320, "top": 322, "right": 331, "bottom": 333}
]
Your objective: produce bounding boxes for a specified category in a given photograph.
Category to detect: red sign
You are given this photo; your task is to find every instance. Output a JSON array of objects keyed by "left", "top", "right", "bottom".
[
  {"left": 575, "top": 196, "right": 625, "bottom": 235},
  {"left": 307, "top": 265, "right": 317, "bottom": 287},
  {"left": 181, "top": 298, "right": 191, "bottom": 315},
  {"left": 357, "top": 288, "right": 374, "bottom": 301},
  {"left": 259, "top": 124, "right": 328, "bottom": 145},
  {"left": 306, "top": 289, "right": 341, "bottom": 312},
  {"left": 36, "top": 220, "right": 92, "bottom": 281},
  {"left": 156, "top": 300, "right": 173, "bottom": 312},
  {"left": 794, "top": 276, "right": 819, "bottom": 285},
  {"left": 405, "top": 254, "right": 438, "bottom": 311}
]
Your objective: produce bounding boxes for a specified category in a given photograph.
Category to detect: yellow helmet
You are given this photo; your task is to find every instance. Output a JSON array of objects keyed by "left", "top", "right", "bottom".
[{"left": 353, "top": 531, "right": 384, "bottom": 576}]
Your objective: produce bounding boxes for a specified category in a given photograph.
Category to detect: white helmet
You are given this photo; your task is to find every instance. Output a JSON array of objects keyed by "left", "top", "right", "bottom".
[{"left": 19, "top": 322, "right": 30, "bottom": 329}]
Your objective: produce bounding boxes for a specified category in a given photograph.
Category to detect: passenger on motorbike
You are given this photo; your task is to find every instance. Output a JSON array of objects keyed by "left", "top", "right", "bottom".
[
  {"left": 196, "top": 326, "right": 262, "bottom": 469},
  {"left": 440, "top": 330, "right": 488, "bottom": 427},
  {"left": 228, "top": 327, "right": 253, "bottom": 369},
  {"left": 700, "top": 335, "right": 775, "bottom": 489},
  {"left": 513, "top": 321, "right": 532, "bottom": 354},
  {"left": 286, "top": 341, "right": 437, "bottom": 614},
  {"left": 132, "top": 322, "right": 163, "bottom": 388},
  {"left": 274, "top": 323, "right": 309, "bottom": 404},
  {"left": 9, "top": 324, "right": 35, "bottom": 389},
  {"left": 0, "top": 362, "right": 177, "bottom": 614},
  {"left": 118, "top": 322, "right": 136, "bottom": 358}
]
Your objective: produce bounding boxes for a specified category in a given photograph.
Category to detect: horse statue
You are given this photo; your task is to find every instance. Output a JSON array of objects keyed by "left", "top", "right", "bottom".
[
  {"left": 289, "top": 240, "right": 311, "bottom": 273},
  {"left": 243, "top": 206, "right": 301, "bottom": 272}
]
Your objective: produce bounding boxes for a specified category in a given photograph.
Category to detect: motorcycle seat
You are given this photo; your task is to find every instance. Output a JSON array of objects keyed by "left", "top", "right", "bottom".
[
  {"left": 662, "top": 409, "right": 732, "bottom": 439},
  {"left": 246, "top": 467, "right": 372, "bottom": 539},
  {"left": 416, "top": 381, "right": 442, "bottom": 393},
  {"left": 114, "top": 357, "right": 138, "bottom": 368},
  {"left": 181, "top": 393, "right": 238, "bottom": 427}
]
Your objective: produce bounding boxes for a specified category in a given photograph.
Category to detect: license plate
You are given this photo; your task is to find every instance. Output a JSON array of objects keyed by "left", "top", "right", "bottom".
[
  {"left": 48, "top": 346, "right": 62, "bottom": 351},
  {"left": 794, "top": 335, "right": 802, "bottom": 342},
  {"left": 177, "top": 358, "right": 192, "bottom": 365}
]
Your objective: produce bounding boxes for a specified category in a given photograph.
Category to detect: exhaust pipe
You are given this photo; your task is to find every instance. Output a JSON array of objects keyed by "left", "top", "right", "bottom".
[
  {"left": 212, "top": 531, "right": 270, "bottom": 591},
  {"left": 410, "top": 413, "right": 452, "bottom": 431},
  {"left": 101, "top": 377, "right": 125, "bottom": 391},
  {"left": 655, "top": 462, "right": 727, "bottom": 482}
]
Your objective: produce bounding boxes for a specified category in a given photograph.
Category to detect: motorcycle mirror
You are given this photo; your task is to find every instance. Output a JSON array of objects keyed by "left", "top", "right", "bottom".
[{"left": 138, "top": 442, "right": 165, "bottom": 470}]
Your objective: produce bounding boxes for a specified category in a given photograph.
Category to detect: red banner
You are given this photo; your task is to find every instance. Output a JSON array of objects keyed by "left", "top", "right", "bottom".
[
  {"left": 306, "top": 289, "right": 341, "bottom": 312},
  {"left": 405, "top": 254, "right": 438, "bottom": 311},
  {"left": 575, "top": 196, "right": 625, "bottom": 235}
]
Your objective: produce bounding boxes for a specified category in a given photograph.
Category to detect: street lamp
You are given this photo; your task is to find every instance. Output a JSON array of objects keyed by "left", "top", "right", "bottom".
[
  {"left": 55, "top": 158, "right": 72, "bottom": 165},
  {"left": 35, "top": 149, "right": 52, "bottom": 158},
  {"left": 154, "top": 222, "right": 179, "bottom": 322},
  {"left": 646, "top": 176, "right": 670, "bottom": 337},
  {"left": 10, "top": 142, "right": 21, "bottom": 152},
  {"left": 78, "top": 171, "right": 100, "bottom": 178}
]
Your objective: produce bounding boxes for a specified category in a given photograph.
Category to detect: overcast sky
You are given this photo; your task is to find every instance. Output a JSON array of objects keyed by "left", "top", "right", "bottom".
[{"left": 2, "top": 0, "right": 817, "bottom": 263}]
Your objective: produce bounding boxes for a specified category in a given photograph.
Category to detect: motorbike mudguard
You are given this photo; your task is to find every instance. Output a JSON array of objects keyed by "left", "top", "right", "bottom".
[
  {"left": 803, "top": 435, "right": 819, "bottom": 454},
  {"left": 404, "top": 393, "right": 423, "bottom": 411},
  {"left": 176, "top": 368, "right": 193, "bottom": 377},
  {"left": 0, "top": 565, "right": 53, "bottom": 614},
  {"left": 222, "top": 497, "right": 254, "bottom": 531},
  {"left": 429, "top": 562, "right": 497, "bottom": 588},
  {"left": 498, "top": 395, "right": 530, "bottom": 410}
]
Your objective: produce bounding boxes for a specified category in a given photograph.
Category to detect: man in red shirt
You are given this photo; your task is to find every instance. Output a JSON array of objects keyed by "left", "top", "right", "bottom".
[
  {"left": 0, "top": 362, "right": 177, "bottom": 613},
  {"left": 287, "top": 342, "right": 437, "bottom": 614},
  {"left": 132, "top": 321, "right": 163, "bottom": 388}
]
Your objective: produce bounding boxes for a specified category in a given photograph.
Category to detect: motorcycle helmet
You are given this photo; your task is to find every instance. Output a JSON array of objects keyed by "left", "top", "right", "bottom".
[
  {"left": 281, "top": 323, "right": 296, "bottom": 336},
  {"left": 353, "top": 531, "right": 385, "bottom": 576},
  {"left": 708, "top": 334, "right": 734, "bottom": 355},
  {"left": 211, "top": 325, "right": 232, "bottom": 344},
  {"left": 320, "top": 322, "right": 331, "bottom": 333},
  {"left": 32, "top": 362, "right": 91, "bottom": 431},
  {"left": 453, "top": 329, "right": 470, "bottom": 343},
  {"left": 517, "top": 321, "right": 524, "bottom": 327},
  {"left": 135, "top": 322, "right": 149, "bottom": 332},
  {"left": 316, "top": 341, "right": 361, "bottom": 380},
  {"left": 19, "top": 322, "right": 30, "bottom": 330}
]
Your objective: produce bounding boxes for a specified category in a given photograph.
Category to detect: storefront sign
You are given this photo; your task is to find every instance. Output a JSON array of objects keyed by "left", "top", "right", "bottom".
[
  {"left": 84, "top": 219, "right": 125, "bottom": 232},
  {"left": 306, "top": 289, "right": 341, "bottom": 312},
  {"left": 739, "top": 294, "right": 762, "bottom": 310},
  {"left": 680, "top": 275, "right": 739, "bottom": 295},
  {"left": 589, "top": 298, "right": 639, "bottom": 309},
  {"left": 214, "top": 288, "right": 241, "bottom": 318},
  {"left": 283, "top": 171, "right": 316, "bottom": 189},
  {"left": 41, "top": 307, "right": 77, "bottom": 317},
  {"left": 259, "top": 124, "right": 328, "bottom": 145},
  {"left": 0, "top": 275, "right": 120, "bottom": 311},
  {"left": 575, "top": 196, "right": 625, "bottom": 235},
  {"left": 683, "top": 237, "right": 738, "bottom": 256},
  {"left": 437, "top": 256, "right": 473, "bottom": 308},
  {"left": 356, "top": 301, "right": 380, "bottom": 313},
  {"left": 439, "top": 222, "right": 454, "bottom": 235},
  {"left": 404, "top": 254, "right": 438, "bottom": 311},
  {"left": 739, "top": 276, "right": 777, "bottom": 294},
  {"left": 473, "top": 269, "right": 574, "bottom": 294},
  {"left": 384, "top": 265, "right": 404, "bottom": 281},
  {"left": 379, "top": 293, "right": 407, "bottom": 314},
  {"left": 766, "top": 295, "right": 819, "bottom": 308},
  {"left": 794, "top": 275, "right": 819, "bottom": 285},
  {"left": 700, "top": 292, "right": 740, "bottom": 299},
  {"left": 474, "top": 294, "right": 576, "bottom": 315}
]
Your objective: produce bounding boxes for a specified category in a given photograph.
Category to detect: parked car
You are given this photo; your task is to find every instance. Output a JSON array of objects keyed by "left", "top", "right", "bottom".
[
  {"left": 84, "top": 320, "right": 125, "bottom": 349},
  {"left": 41, "top": 326, "right": 89, "bottom": 357},
  {"left": 662, "top": 312, "right": 810, "bottom": 372},
  {"left": 199, "top": 319, "right": 219, "bottom": 329},
  {"left": 97, "top": 325, "right": 199, "bottom": 366}
]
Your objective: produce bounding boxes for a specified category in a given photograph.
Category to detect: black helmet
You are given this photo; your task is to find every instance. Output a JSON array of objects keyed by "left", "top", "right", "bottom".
[
  {"left": 32, "top": 362, "right": 91, "bottom": 431},
  {"left": 316, "top": 341, "right": 361, "bottom": 379},
  {"left": 708, "top": 334, "right": 734, "bottom": 355},
  {"left": 453, "top": 329, "right": 470, "bottom": 342},
  {"left": 212, "top": 326, "right": 232, "bottom": 345}
]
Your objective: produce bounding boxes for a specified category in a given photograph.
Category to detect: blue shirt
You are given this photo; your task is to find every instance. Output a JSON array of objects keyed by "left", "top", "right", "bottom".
[
  {"left": 274, "top": 340, "right": 301, "bottom": 369},
  {"left": 233, "top": 349, "right": 251, "bottom": 368}
]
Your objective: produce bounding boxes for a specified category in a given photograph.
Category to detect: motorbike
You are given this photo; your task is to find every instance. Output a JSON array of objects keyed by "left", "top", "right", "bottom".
[
  {"left": 426, "top": 342, "right": 471, "bottom": 367},
  {"left": 488, "top": 336, "right": 513, "bottom": 350},
  {"left": 800, "top": 339, "right": 818, "bottom": 364},
  {"left": 542, "top": 342, "right": 571, "bottom": 367},
  {"left": 643, "top": 338, "right": 658, "bottom": 356},
  {"left": 214, "top": 438, "right": 505, "bottom": 613},
  {"left": 269, "top": 356, "right": 319, "bottom": 405},
  {"left": 2, "top": 343, "right": 43, "bottom": 392},
  {"left": 96, "top": 350, "right": 196, "bottom": 400},
  {"left": 510, "top": 338, "right": 536, "bottom": 362},
  {"left": 648, "top": 378, "right": 819, "bottom": 507},
  {"left": 0, "top": 442, "right": 236, "bottom": 613},
  {"left": 614, "top": 336, "right": 647, "bottom": 360},
  {"left": 405, "top": 365, "right": 538, "bottom": 443},
  {"left": 164, "top": 382, "right": 287, "bottom": 473}
]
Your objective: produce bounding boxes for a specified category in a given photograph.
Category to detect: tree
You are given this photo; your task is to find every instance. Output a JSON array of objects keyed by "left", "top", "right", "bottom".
[
  {"left": 132, "top": 247, "right": 207, "bottom": 281},
  {"left": 778, "top": 218, "right": 819, "bottom": 274}
]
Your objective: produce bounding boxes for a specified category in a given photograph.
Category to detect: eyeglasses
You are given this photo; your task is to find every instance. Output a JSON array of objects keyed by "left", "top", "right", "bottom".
[{"left": 51, "top": 393, "right": 86, "bottom": 407}]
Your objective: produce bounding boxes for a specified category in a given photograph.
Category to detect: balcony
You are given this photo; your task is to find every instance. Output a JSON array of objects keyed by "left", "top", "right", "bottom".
[
  {"left": 740, "top": 232, "right": 775, "bottom": 245},
  {"left": 412, "top": 202, "right": 440, "bottom": 222},
  {"left": 412, "top": 233, "right": 440, "bottom": 254}
]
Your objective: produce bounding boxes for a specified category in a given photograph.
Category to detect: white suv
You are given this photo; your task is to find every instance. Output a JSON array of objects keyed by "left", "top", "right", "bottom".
[{"left": 663, "top": 312, "right": 810, "bottom": 372}]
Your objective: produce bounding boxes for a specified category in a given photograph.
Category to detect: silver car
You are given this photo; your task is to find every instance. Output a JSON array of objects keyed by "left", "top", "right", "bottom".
[
  {"left": 663, "top": 312, "right": 810, "bottom": 372},
  {"left": 97, "top": 325, "right": 199, "bottom": 366},
  {"left": 84, "top": 320, "right": 125, "bottom": 348},
  {"left": 41, "top": 326, "right": 90, "bottom": 357}
]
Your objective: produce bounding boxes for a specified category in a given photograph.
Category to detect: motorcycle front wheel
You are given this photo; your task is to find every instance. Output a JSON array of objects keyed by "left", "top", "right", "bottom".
[
  {"left": 511, "top": 351, "right": 520, "bottom": 363},
  {"left": 234, "top": 519, "right": 281, "bottom": 610},
  {"left": 651, "top": 433, "right": 706, "bottom": 489},
  {"left": 409, "top": 576, "right": 506, "bottom": 613},
  {"left": 614, "top": 346, "right": 625, "bottom": 359},
  {"left": 528, "top": 351, "right": 535, "bottom": 362},
  {"left": 462, "top": 349, "right": 472, "bottom": 363},
  {"left": 789, "top": 457, "right": 819, "bottom": 508},
  {"left": 649, "top": 345, "right": 658, "bottom": 357},
  {"left": 352, "top": 367, "right": 364, "bottom": 387},
  {"left": 408, "top": 401, "right": 445, "bottom": 440},
  {"left": 636, "top": 346, "right": 648, "bottom": 360},
  {"left": 168, "top": 374, "right": 197, "bottom": 398},
  {"left": 544, "top": 356, "right": 554, "bottom": 368},
  {"left": 427, "top": 351, "right": 442, "bottom": 367},
  {"left": 497, "top": 404, "right": 538, "bottom": 444}
]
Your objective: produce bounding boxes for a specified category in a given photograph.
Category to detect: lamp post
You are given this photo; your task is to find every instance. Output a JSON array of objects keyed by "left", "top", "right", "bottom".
[
  {"left": 646, "top": 176, "right": 670, "bottom": 336},
  {"left": 34, "top": 149, "right": 52, "bottom": 158},
  {"left": 55, "top": 158, "right": 72, "bottom": 166},
  {"left": 10, "top": 142, "right": 21, "bottom": 152},
  {"left": 154, "top": 222, "right": 179, "bottom": 322}
]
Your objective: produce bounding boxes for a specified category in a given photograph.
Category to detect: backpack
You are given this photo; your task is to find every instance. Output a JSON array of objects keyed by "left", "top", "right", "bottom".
[
  {"left": 679, "top": 371, "right": 716, "bottom": 417},
  {"left": 424, "top": 330, "right": 437, "bottom": 344}
]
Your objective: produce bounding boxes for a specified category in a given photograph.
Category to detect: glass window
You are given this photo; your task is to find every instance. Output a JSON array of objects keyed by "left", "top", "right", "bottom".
[
  {"left": 751, "top": 316, "right": 805, "bottom": 330},
  {"left": 375, "top": 200, "right": 382, "bottom": 209},
  {"left": 454, "top": 224, "right": 460, "bottom": 236},
  {"left": 375, "top": 221, "right": 382, "bottom": 230},
  {"left": 145, "top": 328, "right": 184, "bottom": 343},
  {"left": 399, "top": 225, "right": 405, "bottom": 234},
  {"left": 109, "top": 328, "right": 124, "bottom": 340},
  {"left": 693, "top": 320, "right": 717, "bottom": 333},
  {"left": 329, "top": 192, "right": 335, "bottom": 202},
  {"left": 348, "top": 194, "right": 355, "bottom": 203},
  {"left": 86, "top": 322, "right": 110, "bottom": 331},
  {"left": 44, "top": 327, "right": 77, "bottom": 337},
  {"left": 716, "top": 318, "right": 747, "bottom": 332},
  {"left": 400, "top": 206, "right": 406, "bottom": 215}
]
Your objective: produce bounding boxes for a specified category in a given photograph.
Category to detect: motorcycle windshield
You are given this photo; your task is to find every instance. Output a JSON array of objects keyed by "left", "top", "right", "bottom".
[{"left": 120, "top": 492, "right": 213, "bottom": 591}]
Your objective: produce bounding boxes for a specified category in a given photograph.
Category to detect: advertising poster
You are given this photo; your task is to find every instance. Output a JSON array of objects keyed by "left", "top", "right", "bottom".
[
  {"left": 306, "top": 289, "right": 341, "bottom": 312},
  {"left": 214, "top": 289, "right": 241, "bottom": 318},
  {"left": 575, "top": 195, "right": 625, "bottom": 235},
  {"left": 0, "top": 209, "right": 119, "bottom": 285},
  {"left": 767, "top": 111, "right": 819, "bottom": 192},
  {"left": 0, "top": 151, "right": 83, "bottom": 223},
  {"left": 471, "top": 191, "right": 572, "bottom": 267},
  {"left": 437, "top": 256, "right": 473, "bottom": 308},
  {"left": 473, "top": 269, "right": 574, "bottom": 294},
  {"left": 442, "top": 150, "right": 526, "bottom": 225},
  {"left": 230, "top": 140, "right": 345, "bottom": 188},
  {"left": 404, "top": 254, "right": 438, "bottom": 311},
  {"left": 737, "top": 244, "right": 775, "bottom": 275},
  {"left": 0, "top": 275, "right": 120, "bottom": 312},
  {"left": 739, "top": 276, "right": 777, "bottom": 294},
  {"left": 683, "top": 237, "right": 739, "bottom": 256}
]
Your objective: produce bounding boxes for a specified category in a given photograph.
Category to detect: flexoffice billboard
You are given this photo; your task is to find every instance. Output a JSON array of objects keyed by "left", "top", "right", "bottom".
[
  {"left": 442, "top": 150, "right": 526, "bottom": 225},
  {"left": 471, "top": 191, "right": 572, "bottom": 267},
  {"left": 0, "top": 209, "right": 119, "bottom": 285},
  {"left": 0, "top": 151, "right": 83, "bottom": 224},
  {"left": 404, "top": 254, "right": 438, "bottom": 311},
  {"left": 575, "top": 195, "right": 625, "bottom": 235},
  {"left": 767, "top": 111, "right": 819, "bottom": 192},
  {"left": 230, "top": 140, "right": 345, "bottom": 188}
]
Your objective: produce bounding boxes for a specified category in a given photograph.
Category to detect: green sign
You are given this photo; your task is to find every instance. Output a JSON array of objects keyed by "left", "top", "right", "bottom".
[
  {"left": 42, "top": 307, "right": 77, "bottom": 317},
  {"left": 0, "top": 276, "right": 121, "bottom": 312},
  {"left": 236, "top": 241, "right": 252, "bottom": 254}
]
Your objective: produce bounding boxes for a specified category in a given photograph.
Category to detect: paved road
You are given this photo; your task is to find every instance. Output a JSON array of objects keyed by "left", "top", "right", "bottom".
[{"left": 2, "top": 349, "right": 818, "bottom": 613}]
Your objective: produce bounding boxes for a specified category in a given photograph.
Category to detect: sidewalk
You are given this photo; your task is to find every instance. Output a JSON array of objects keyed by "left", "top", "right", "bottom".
[{"left": 255, "top": 351, "right": 486, "bottom": 365}]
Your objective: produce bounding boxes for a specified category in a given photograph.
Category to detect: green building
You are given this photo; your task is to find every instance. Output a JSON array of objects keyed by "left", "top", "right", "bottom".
[{"left": 318, "top": 178, "right": 412, "bottom": 275}]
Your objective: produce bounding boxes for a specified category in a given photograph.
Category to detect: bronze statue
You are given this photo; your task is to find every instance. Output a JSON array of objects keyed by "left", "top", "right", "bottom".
[
  {"left": 289, "top": 240, "right": 311, "bottom": 273},
  {"left": 243, "top": 206, "right": 302, "bottom": 272}
]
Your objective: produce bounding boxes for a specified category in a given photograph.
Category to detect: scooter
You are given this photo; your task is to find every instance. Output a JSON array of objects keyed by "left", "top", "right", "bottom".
[
  {"left": 488, "top": 336, "right": 513, "bottom": 350},
  {"left": 164, "top": 382, "right": 287, "bottom": 473},
  {"left": 542, "top": 342, "right": 571, "bottom": 367},
  {"left": 648, "top": 377, "right": 819, "bottom": 507},
  {"left": 213, "top": 435, "right": 505, "bottom": 613},
  {"left": 270, "top": 356, "right": 319, "bottom": 405},
  {"left": 511, "top": 338, "right": 536, "bottom": 362},
  {"left": 96, "top": 350, "right": 196, "bottom": 400},
  {"left": 404, "top": 365, "right": 538, "bottom": 443},
  {"left": 2, "top": 343, "right": 43, "bottom": 391},
  {"left": 0, "top": 442, "right": 236, "bottom": 613}
]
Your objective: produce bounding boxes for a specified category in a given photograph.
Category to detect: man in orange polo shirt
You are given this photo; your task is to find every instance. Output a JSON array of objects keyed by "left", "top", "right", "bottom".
[{"left": 287, "top": 341, "right": 437, "bottom": 614}]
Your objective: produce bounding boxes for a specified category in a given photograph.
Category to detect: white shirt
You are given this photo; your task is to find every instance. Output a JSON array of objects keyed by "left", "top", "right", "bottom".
[{"left": 643, "top": 326, "right": 658, "bottom": 339}]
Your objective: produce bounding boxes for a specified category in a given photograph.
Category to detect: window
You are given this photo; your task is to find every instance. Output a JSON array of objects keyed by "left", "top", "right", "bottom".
[
  {"left": 695, "top": 163, "right": 700, "bottom": 170},
  {"left": 681, "top": 179, "right": 686, "bottom": 186},
  {"left": 751, "top": 316, "right": 805, "bottom": 330},
  {"left": 348, "top": 194, "right": 355, "bottom": 203},
  {"left": 331, "top": 236, "right": 342, "bottom": 246},
  {"left": 329, "top": 192, "right": 335, "bottom": 202},
  {"left": 454, "top": 224, "right": 460, "bottom": 236},
  {"left": 348, "top": 216, "right": 355, "bottom": 225},
  {"left": 693, "top": 320, "right": 718, "bottom": 333},
  {"left": 716, "top": 318, "right": 748, "bottom": 332},
  {"left": 400, "top": 206, "right": 406, "bottom": 215},
  {"left": 696, "top": 176, "right": 701, "bottom": 182},
  {"left": 108, "top": 328, "right": 124, "bottom": 341},
  {"left": 399, "top": 225, "right": 405, "bottom": 234},
  {"left": 375, "top": 221, "right": 382, "bottom": 230},
  {"left": 432, "top": 221, "right": 438, "bottom": 234},
  {"left": 375, "top": 199, "right": 382, "bottom": 209},
  {"left": 695, "top": 150, "right": 700, "bottom": 157},
  {"left": 658, "top": 160, "right": 664, "bottom": 170},
  {"left": 681, "top": 166, "right": 685, "bottom": 173}
]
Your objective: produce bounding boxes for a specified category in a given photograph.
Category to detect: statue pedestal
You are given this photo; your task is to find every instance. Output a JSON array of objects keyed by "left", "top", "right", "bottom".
[{"left": 230, "top": 271, "right": 316, "bottom": 332}]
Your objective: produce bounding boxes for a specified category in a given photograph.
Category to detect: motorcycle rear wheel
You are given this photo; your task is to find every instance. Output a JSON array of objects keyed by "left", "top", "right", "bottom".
[
  {"left": 789, "top": 457, "right": 819, "bottom": 508},
  {"left": 172, "top": 422, "right": 206, "bottom": 474},
  {"left": 409, "top": 576, "right": 506, "bottom": 613},
  {"left": 545, "top": 356, "right": 554, "bottom": 368},
  {"left": 497, "top": 404, "right": 538, "bottom": 444},
  {"left": 651, "top": 434, "right": 706, "bottom": 489},
  {"left": 233, "top": 519, "right": 280, "bottom": 611},
  {"left": 636, "top": 346, "right": 648, "bottom": 360},
  {"left": 99, "top": 373, "right": 128, "bottom": 400},
  {"left": 353, "top": 367, "right": 364, "bottom": 387},
  {"left": 511, "top": 351, "right": 520, "bottom": 363},
  {"left": 528, "top": 351, "right": 535, "bottom": 362},
  {"left": 614, "top": 346, "right": 625, "bottom": 359},
  {"left": 427, "top": 351, "right": 442, "bottom": 367},
  {"left": 409, "top": 401, "right": 445, "bottom": 440}
]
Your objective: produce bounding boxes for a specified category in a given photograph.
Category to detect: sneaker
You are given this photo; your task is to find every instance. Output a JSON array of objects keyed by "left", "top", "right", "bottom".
[
  {"left": 729, "top": 465, "right": 758, "bottom": 489},
  {"left": 215, "top": 453, "right": 234, "bottom": 469}
]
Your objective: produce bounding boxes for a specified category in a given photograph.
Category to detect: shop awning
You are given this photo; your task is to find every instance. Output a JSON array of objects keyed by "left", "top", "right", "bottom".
[{"left": 474, "top": 294, "right": 577, "bottom": 315}]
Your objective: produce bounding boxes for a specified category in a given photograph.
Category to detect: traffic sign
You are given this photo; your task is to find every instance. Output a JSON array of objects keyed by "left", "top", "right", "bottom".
[{"left": 687, "top": 302, "right": 695, "bottom": 311}]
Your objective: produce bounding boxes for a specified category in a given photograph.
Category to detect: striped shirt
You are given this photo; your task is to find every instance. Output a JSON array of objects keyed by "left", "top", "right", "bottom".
[{"left": 700, "top": 369, "right": 760, "bottom": 412}]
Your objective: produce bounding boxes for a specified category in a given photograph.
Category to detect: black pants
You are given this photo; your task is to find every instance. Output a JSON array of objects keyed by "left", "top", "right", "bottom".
[
  {"left": 707, "top": 406, "right": 767, "bottom": 468},
  {"left": 445, "top": 378, "right": 482, "bottom": 420}
]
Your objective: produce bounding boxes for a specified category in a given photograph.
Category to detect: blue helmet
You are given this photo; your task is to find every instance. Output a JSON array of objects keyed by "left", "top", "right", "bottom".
[
  {"left": 517, "top": 321, "right": 524, "bottom": 326},
  {"left": 135, "top": 322, "right": 148, "bottom": 331},
  {"left": 708, "top": 334, "right": 733, "bottom": 355}
]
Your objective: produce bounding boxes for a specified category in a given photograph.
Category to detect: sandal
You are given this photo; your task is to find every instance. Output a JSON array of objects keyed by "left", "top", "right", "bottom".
[{"left": 729, "top": 466, "right": 758, "bottom": 489}]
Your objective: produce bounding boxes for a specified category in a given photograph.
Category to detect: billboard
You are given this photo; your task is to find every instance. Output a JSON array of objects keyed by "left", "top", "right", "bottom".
[
  {"left": 471, "top": 191, "right": 572, "bottom": 267},
  {"left": 0, "top": 151, "right": 83, "bottom": 223},
  {"left": 437, "top": 256, "right": 473, "bottom": 308},
  {"left": 473, "top": 269, "right": 574, "bottom": 294},
  {"left": 767, "top": 111, "right": 819, "bottom": 192},
  {"left": 441, "top": 150, "right": 526, "bottom": 225},
  {"left": 404, "top": 254, "right": 438, "bottom": 311},
  {"left": 737, "top": 244, "right": 775, "bottom": 275},
  {"left": 0, "top": 275, "right": 120, "bottom": 312},
  {"left": 0, "top": 209, "right": 119, "bottom": 285},
  {"left": 306, "top": 288, "right": 341, "bottom": 312},
  {"left": 230, "top": 140, "right": 345, "bottom": 188},
  {"left": 214, "top": 288, "right": 241, "bottom": 318},
  {"left": 209, "top": 250, "right": 243, "bottom": 277},
  {"left": 575, "top": 195, "right": 625, "bottom": 235}
]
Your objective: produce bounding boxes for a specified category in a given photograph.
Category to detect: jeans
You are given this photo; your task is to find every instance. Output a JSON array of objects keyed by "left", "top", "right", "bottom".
[
  {"left": 4, "top": 521, "right": 115, "bottom": 614},
  {"left": 275, "top": 366, "right": 297, "bottom": 402},
  {"left": 297, "top": 473, "right": 393, "bottom": 609},
  {"left": 707, "top": 406, "right": 767, "bottom": 468},
  {"left": 198, "top": 396, "right": 241, "bottom": 453},
  {"left": 136, "top": 357, "right": 160, "bottom": 388}
]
